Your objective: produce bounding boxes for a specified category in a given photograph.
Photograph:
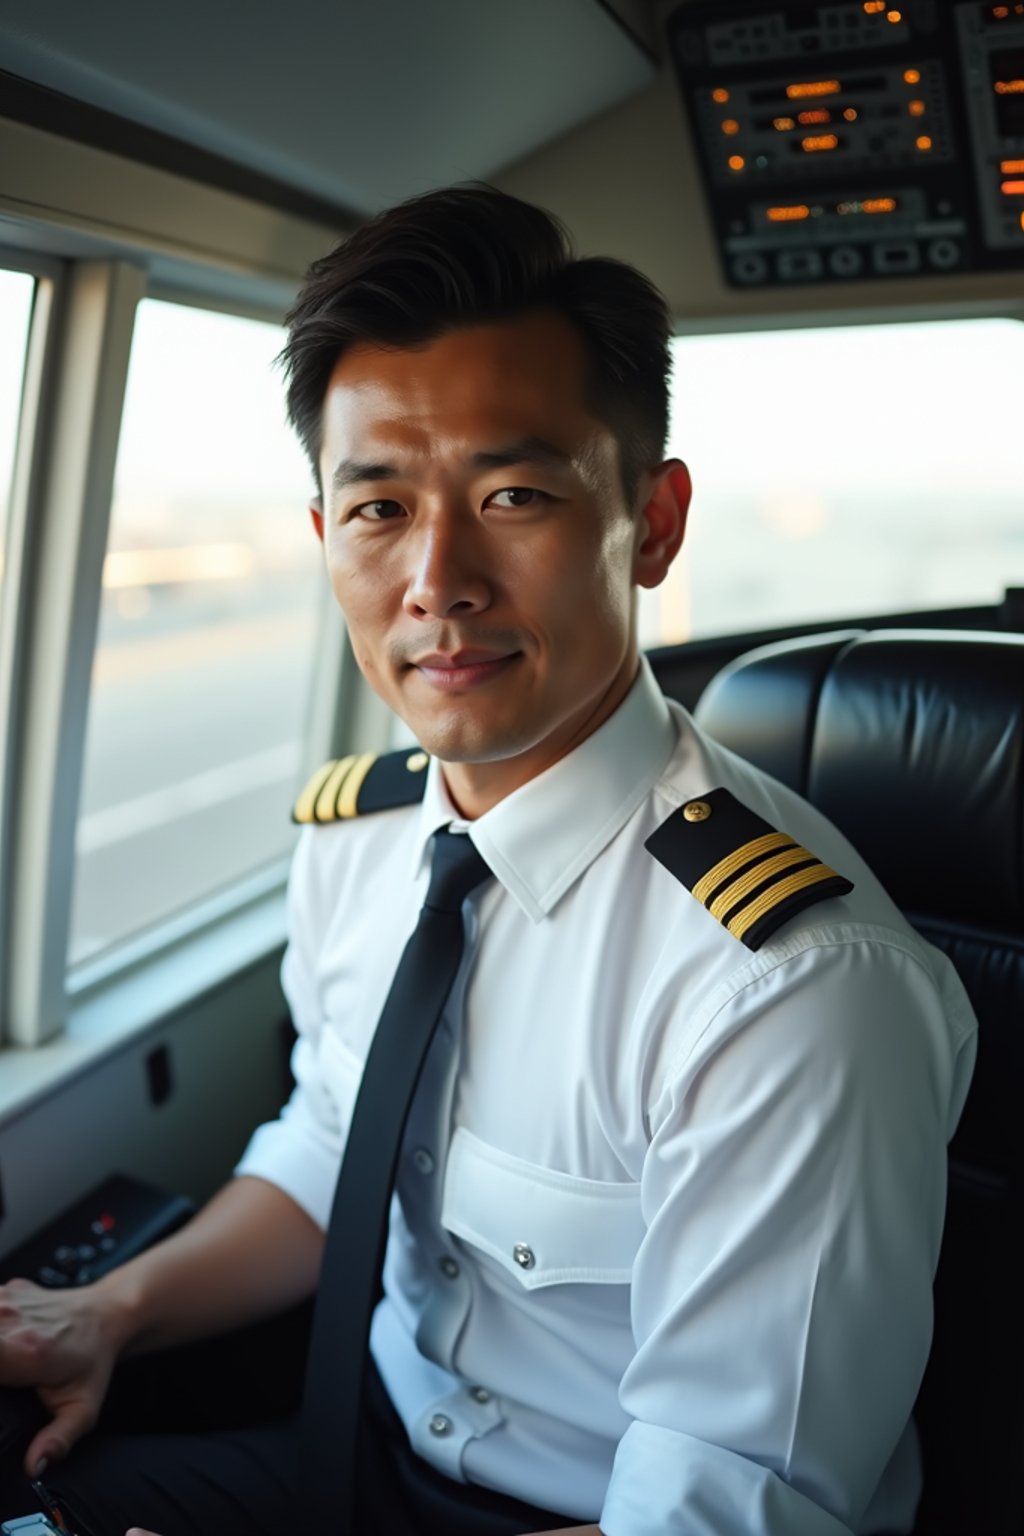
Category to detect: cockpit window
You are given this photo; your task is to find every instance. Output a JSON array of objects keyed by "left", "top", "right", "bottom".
[
  {"left": 638, "top": 317, "right": 1024, "bottom": 645},
  {"left": 69, "top": 297, "right": 323, "bottom": 967}
]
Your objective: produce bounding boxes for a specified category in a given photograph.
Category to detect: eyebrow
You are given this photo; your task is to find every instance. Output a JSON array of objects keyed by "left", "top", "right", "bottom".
[{"left": 329, "top": 437, "right": 573, "bottom": 493}]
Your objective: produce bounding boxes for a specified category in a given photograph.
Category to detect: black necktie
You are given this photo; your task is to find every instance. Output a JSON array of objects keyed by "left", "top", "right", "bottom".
[{"left": 299, "top": 827, "right": 493, "bottom": 1532}]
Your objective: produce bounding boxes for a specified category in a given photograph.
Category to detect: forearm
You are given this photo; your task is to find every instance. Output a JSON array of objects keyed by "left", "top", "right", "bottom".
[{"left": 93, "top": 1174, "right": 324, "bottom": 1357}]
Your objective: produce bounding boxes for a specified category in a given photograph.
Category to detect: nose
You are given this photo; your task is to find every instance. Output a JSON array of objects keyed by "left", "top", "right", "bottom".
[{"left": 402, "top": 508, "right": 492, "bottom": 620}]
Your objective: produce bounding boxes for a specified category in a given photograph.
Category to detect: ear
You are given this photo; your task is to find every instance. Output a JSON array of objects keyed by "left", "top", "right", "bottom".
[
  {"left": 633, "top": 460, "right": 692, "bottom": 589},
  {"left": 309, "top": 495, "right": 325, "bottom": 544}
]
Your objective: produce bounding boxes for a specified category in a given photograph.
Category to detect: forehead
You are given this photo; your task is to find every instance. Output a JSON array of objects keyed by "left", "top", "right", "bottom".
[{"left": 319, "top": 310, "right": 609, "bottom": 469}]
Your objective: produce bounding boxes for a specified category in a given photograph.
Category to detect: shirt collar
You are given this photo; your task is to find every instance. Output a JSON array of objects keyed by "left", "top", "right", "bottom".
[{"left": 412, "top": 655, "right": 676, "bottom": 922}]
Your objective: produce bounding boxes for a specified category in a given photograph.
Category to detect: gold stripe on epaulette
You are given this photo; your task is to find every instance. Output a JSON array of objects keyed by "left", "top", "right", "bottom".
[
  {"left": 728, "top": 862, "right": 841, "bottom": 941},
  {"left": 294, "top": 760, "right": 340, "bottom": 824},
  {"left": 314, "top": 754, "right": 356, "bottom": 822},
  {"left": 692, "top": 831, "right": 796, "bottom": 906},
  {"left": 708, "top": 844, "right": 817, "bottom": 921},
  {"left": 337, "top": 752, "right": 377, "bottom": 818}
]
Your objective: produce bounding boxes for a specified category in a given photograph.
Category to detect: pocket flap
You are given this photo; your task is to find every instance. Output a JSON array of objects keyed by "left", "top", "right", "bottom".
[{"left": 441, "top": 1127, "right": 643, "bottom": 1289}]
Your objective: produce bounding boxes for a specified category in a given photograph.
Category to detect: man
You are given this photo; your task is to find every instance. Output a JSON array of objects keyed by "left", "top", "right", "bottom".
[{"left": 0, "top": 186, "right": 976, "bottom": 1536}]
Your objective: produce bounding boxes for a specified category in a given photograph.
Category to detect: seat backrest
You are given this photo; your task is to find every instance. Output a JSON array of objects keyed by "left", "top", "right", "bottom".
[{"left": 650, "top": 629, "right": 1024, "bottom": 1536}]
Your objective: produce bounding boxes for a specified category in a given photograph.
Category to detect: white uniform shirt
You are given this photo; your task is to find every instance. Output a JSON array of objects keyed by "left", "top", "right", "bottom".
[{"left": 236, "top": 657, "right": 977, "bottom": 1536}]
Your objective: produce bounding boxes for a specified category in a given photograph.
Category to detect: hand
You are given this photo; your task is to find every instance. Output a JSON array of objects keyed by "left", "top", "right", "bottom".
[{"left": 0, "top": 1274, "right": 127, "bottom": 1477}]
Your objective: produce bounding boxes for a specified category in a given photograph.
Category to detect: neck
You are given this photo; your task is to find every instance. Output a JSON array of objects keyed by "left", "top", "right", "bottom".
[{"left": 440, "top": 652, "right": 640, "bottom": 820}]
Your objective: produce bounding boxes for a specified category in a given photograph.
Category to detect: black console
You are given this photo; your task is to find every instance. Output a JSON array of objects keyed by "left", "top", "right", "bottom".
[{"left": 669, "top": 0, "right": 1024, "bottom": 284}]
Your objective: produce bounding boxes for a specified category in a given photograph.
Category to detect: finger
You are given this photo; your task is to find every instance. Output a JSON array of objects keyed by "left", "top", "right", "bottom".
[{"left": 24, "top": 1398, "right": 97, "bottom": 1477}]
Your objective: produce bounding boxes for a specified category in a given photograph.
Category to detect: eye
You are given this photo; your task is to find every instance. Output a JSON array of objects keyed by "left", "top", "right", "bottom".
[
  {"left": 352, "top": 499, "right": 404, "bottom": 521},
  {"left": 487, "top": 487, "right": 546, "bottom": 508}
]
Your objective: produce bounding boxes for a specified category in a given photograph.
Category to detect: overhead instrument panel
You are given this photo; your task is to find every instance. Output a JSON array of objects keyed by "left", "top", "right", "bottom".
[{"left": 667, "top": 1, "right": 1024, "bottom": 285}]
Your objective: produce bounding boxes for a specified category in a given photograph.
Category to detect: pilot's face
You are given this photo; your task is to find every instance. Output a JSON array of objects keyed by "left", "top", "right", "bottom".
[{"left": 311, "top": 310, "right": 688, "bottom": 812}]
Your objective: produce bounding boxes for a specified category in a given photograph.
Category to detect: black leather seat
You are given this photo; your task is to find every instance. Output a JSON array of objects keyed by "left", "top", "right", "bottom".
[{"left": 649, "top": 628, "right": 1024, "bottom": 1536}]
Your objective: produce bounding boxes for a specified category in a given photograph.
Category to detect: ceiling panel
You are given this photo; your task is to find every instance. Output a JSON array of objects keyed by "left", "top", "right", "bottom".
[{"left": 0, "top": 0, "right": 654, "bottom": 214}]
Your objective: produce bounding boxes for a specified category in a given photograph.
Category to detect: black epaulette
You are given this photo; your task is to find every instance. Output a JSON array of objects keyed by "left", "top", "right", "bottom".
[
  {"left": 292, "top": 747, "right": 430, "bottom": 825},
  {"left": 645, "top": 787, "right": 854, "bottom": 951}
]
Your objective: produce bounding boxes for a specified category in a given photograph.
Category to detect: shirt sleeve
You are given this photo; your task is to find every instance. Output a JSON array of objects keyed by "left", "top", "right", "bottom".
[
  {"left": 234, "top": 828, "right": 346, "bottom": 1231},
  {"left": 600, "top": 931, "right": 973, "bottom": 1536}
]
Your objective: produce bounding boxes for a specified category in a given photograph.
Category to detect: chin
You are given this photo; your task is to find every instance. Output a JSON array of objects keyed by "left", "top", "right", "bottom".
[{"left": 412, "top": 715, "right": 540, "bottom": 767}]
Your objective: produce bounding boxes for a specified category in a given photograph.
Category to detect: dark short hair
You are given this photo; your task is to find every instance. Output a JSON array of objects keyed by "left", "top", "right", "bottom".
[{"left": 280, "top": 184, "right": 672, "bottom": 502}]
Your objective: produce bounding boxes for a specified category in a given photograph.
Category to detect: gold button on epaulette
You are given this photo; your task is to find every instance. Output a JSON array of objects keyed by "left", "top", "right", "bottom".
[
  {"left": 406, "top": 751, "right": 429, "bottom": 772},
  {"left": 645, "top": 787, "right": 854, "bottom": 950}
]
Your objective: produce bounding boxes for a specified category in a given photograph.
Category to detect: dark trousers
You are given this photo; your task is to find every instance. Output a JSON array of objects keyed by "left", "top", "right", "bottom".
[{"left": 0, "top": 1308, "right": 575, "bottom": 1536}]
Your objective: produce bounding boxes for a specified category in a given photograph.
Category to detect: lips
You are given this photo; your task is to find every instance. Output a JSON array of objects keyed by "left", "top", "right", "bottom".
[
  {"left": 413, "top": 649, "right": 514, "bottom": 669},
  {"left": 411, "top": 649, "right": 521, "bottom": 690}
]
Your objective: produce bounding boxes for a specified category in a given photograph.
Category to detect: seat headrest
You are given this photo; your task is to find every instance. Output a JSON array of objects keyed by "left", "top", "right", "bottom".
[{"left": 695, "top": 629, "right": 1024, "bottom": 931}]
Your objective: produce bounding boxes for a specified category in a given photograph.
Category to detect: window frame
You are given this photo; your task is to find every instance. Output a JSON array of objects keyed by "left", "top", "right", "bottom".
[{"left": 0, "top": 245, "right": 390, "bottom": 1078}]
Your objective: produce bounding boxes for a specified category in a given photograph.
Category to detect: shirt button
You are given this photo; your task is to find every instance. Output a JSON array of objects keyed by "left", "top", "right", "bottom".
[
  {"left": 412, "top": 1148, "right": 435, "bottom": 1174},
  {"left": 439, "top": 1256, "right": 460, "bottom": 1279},
  {"left": 429, "top": 1414, "right": 452, "bottom": 1437},
  {"left": 513, "top": 1242, "right": 535, "bottom": 1270},
  {"left": 470, "top": 1386, "right": 491, "bottom": 1404}
]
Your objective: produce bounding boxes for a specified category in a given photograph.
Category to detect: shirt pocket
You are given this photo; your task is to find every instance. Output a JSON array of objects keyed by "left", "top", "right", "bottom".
[
  {"left": 441, "top": 1126, "right": 644, "bottom": 1291},
  {"left": 316, "top": 1029, "right": 364, "bottom": 1131}
]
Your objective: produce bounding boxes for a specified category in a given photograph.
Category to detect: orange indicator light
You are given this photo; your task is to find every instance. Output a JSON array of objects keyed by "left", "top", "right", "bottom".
[
  {"left": 722, "top": 118, "right": 740, "bottom": 134},
  {"left": 798, "top": 108, "right": 832, "bottom": 125},
  {"left": 773, "top": 116, "right": 796, "bottom": 130},
  {"left": 767, "top": 205, "right": 811, "bottom": 222},
  {"left": 1020, "top": 211, "right": 1024, "bottom": 232},
  {"left": 713, "top": 88, "right": 730, "bottom": 104},
  {"left": 843, "top": 107, "right": 859, "bottom": 121},
  {"left": 909, "top": 100, "right": 926, "bottom": 116},
  {"left": 904, "top": 68, "right": 921, "bottom": 84},
  {"left": 995, "top": 80, "right": 1024, "bottom": 94},
  {"left": 862, "top": 197, "right": 897, "bottom": 213},
  {"left": 1002, "top": 159, "right": 1024, "bottom": 172},
  {"left": 802, "top": 133, "right": 839, "bottom": 152},
  {"left": 916, "top": 135, "right": 933, "bottom": 150},
  {"left": 1001, "top": 180, "right": 1024, "bottom": 194},
  {"left": 993, "top": 4, "right": 1009, "bottom": 13},
  {"left": 864, "top": 1, "right": 885, "bottom": 11},
  {"left": 728, "top": 154, "right": 746, "bottom": 171},
  {"left": 887, "top": 9, "right": 902, "bottom": 21},
  {"left": 787, "top": 80, "right": 841, "bottom": 99}
]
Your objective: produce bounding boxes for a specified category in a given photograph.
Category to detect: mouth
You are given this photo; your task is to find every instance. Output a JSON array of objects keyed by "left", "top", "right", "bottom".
[{"left": 410, "top": 649, "right": 522, "bottom": 692}]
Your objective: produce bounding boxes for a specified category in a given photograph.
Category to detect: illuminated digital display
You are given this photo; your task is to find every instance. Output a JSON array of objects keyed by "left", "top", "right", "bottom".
[
  {"left": 837, "top": 197, "right": 898, "bottom": 214},
  {"left": 766, "top": 205, "right": 811, "bottom": 222},
  {"left": 801, "top": 133, "right": 840, "bottom": 152},
  {"left": 991, "top": 48, "right": 1024, "bottom": 134},
  {"left": 798, "top": 109, "right": 832, "bottom": 125},
  {"left": 787, "top": 80, "right": 842, "bottom": 100}
]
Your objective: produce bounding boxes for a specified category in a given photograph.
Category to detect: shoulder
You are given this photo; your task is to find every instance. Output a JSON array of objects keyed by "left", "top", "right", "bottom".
[{"left": 292, "top": 746, "right": 431, "bottom": 824}]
